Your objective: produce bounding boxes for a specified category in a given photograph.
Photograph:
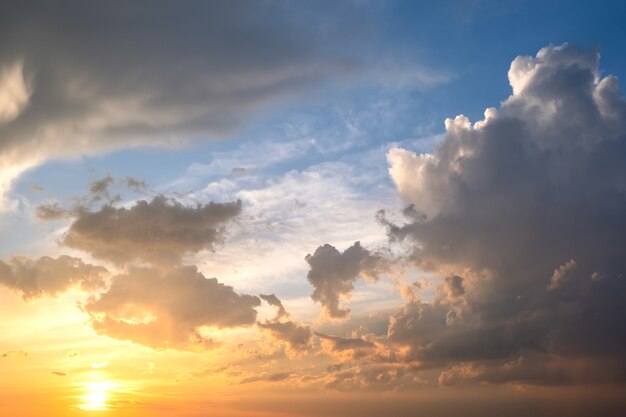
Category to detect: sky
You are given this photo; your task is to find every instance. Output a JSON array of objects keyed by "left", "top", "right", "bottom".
[{"left": 1, "top": 1, "right": 626, "bottom": 416}]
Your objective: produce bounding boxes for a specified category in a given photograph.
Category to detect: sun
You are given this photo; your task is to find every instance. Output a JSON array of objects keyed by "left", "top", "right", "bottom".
[{"left": 79, "top": 381, "right": 115, "bottom": 411}]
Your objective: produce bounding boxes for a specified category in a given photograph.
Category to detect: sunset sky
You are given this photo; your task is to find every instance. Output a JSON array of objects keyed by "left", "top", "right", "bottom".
[{"left": 2, "top": 1, "right": 626, "bottom": 416}]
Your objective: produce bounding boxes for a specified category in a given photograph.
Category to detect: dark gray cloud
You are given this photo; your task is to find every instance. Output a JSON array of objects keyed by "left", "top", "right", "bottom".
[
  {"left": 0, "top": 255, "right": 107, "bottom": 299},
  {"left": 382, "top": 44, "right": 626, "bottom": 384},
  {"left": 306, "top": 242, "right": 390, "bottom": 319},
  {"left": 0, "top": 0, "right": 384, "bottom": 207},
  {"left": 84, "top": 265, "right": 260, "bottom": 350},
  {"left": 437, "top": 353, "right": 626, "bottom": 387},
  {"left": 63, "top": 196, "right": 242, "bottom": 265}
]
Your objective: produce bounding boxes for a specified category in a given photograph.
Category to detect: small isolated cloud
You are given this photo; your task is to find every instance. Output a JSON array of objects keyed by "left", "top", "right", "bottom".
[
  {"left": 50, "top": 371, "right": 67, "bottom": 377},
  {"left": 0, "top": 60, "right": 31, "bottom": 124},
  {"left": 260, "top": 294, "right": 288, "bottom": 320},
  {"left": 1, "top": 350, "right": 28, "bottom": 359},
  {"left": 84, "top": 266, "right": 260, "bottom": 350},
  {"left": 547, "top": 259, "right": 577, "bottom": 290},
  {"left": 63, "top": 196, "right": 242, "bottom": 266},
  {"left": 0, "top": 255, "right": 107, "bottom": 299},
  {"left": 306, "top": 242, "right": 389, "bottom": 319},
  {"left": 381, "top": 44, "right": 626, "bottom": 384}
]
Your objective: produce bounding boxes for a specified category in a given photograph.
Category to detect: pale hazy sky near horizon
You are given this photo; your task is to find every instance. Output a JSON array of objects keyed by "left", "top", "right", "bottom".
[{"left": 1, "top": 1, "right": 626, "bottom": 416}]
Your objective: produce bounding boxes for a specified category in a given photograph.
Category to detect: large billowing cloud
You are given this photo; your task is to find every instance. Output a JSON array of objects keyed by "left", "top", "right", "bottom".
[
  {"left": 382, "top": 44, "right": 626, "bottom": 385},
  {"left": 0, "top": 255, "right": 107, "bottom": 299},
  {"left": 84, "top": 266, "right": 260, "bottom": 349},
  {"left": 0, "top": 1, "right": 370, "bottom": 209},
  {"left": 64, "top": 196, "right": 242, "bottom": 266},
  {"left": 306, "top": 242, "right": 390, "bottom": 319}
]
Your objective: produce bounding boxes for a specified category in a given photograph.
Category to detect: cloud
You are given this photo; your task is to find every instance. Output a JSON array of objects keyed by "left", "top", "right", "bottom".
[
  {"left": 382, "top": 44, "right": 626, "bottom": 384},
  {"left": 260, "top": 293, "right": 287, "bottom": 320},
  {"left": 63, "top": 196, "right": 242, "bottom": 266},
  {"left": 437, "top": 354, "right": 626, "bottom": 387},
  {"left": 84, "top": 265, "right": 260, "bottom": 350},
  {"left": 35, "top": 175, "right": 150, "bottom": 220},
  {"left": 0, "top": 1, "right": 386, "bottom": 210},
  {"left": 323, "top": 364, "right": 410, "bottom": 391},
  {"left": 547, "top": 259, "right": 577, "bottom": 290},
  {"left": 1, "top": 350, "right": 28, "bottom": 358},
  {"left": 123, "top": 177, "right": 148, "bottom": 194},
  {"left": 88, "top": 175, "right": 118, "bottom": 204},
  {"left": 239, "top": 371, "right": 294, "bottom": 385},
  {"left": 50, "top": 371, "right": 67, "bottom": 377},
  {"left": 257, "top": 320, "right": 312, "bottom": 355},
  {"left": 0, "top": 255, "right": 107, "bottom": 299},
  {"left": 0, "top": 60, "right": 31, "bottom": 124},
  {"left": 306, "top": 242, "right": 389, "bottom": 319},
  {"left": 315, "top": 332, "right": 375, "bottom": 361},
  {"left": 35, "top": 201, "right": 69, "bottom": 220}
]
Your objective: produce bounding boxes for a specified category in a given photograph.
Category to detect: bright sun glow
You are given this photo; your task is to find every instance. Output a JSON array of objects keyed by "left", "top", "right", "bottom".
[{"left": 79, "top": 381, "right": 115, "bottom": 411}]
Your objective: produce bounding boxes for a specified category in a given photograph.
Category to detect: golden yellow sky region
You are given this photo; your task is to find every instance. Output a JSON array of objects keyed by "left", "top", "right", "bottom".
[{"left": 1, "top": 286, "right": 625, "bottom": 417}]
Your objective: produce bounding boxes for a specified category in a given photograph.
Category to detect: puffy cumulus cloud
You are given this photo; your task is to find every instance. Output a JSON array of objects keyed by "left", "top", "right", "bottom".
[
  {"left": 0, "top": 255, "right": 107, "bottom": 299},
  {"left": 306, "top": 242, "right": 390, "bottom": 319},
  {"left": 257, "top": 320, "right": 312, "bottom": 356},
  {"left": 84, "top": 266, "right": 260, "bottom": 350},
  {"left": 383, "top": 44, "right": 626, "bottom": 385},
  {"left": 64, "top": 196, "right": 242, "bottom": 266},
  {"left": 0, "top": 1, "right": 369, "bottom": 209}
]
